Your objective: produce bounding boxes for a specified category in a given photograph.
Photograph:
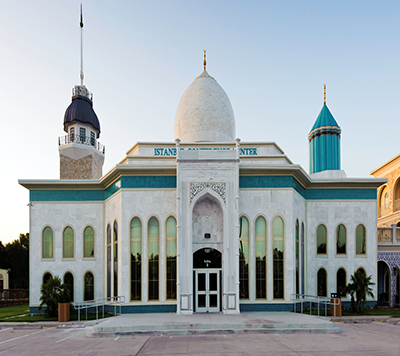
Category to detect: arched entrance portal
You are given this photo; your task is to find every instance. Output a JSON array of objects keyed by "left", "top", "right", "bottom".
[{"left": 193, "top": 248, "right": 222, "bottom": 313}]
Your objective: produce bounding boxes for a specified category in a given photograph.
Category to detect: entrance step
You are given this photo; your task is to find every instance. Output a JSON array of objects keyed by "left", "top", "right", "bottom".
[{"left": 86, "top": 312, "right": 340, "bottom": 337}]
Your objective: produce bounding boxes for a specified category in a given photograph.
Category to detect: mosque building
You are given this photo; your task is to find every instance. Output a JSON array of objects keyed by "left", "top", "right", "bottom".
[{"left": 19, "top": 50, "right": 385, "bottom": 314}]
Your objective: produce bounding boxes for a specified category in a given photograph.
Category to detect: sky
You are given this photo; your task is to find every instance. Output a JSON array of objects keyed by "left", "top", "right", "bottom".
[{"left": 0, "top": 0, "right": 399, "bottom": 244}]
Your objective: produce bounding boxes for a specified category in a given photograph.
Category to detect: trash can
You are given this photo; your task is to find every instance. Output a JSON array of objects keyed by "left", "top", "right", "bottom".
[{"left": 330, "top": 292, "right": 341, "bottom": 317}]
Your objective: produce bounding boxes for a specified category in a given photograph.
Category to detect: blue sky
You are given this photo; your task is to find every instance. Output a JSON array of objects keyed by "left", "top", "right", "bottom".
[{"left": 1, "top": 0, "right": 399, "bottom": 243}]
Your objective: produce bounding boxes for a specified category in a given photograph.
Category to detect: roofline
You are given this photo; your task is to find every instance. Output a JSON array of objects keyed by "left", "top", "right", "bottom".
[{"left": 370, "top": 152, "right": 400, "bottom": 175}]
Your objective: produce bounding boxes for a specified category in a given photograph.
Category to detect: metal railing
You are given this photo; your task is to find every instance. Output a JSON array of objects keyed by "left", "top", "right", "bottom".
[
  {"left": 58, "top": 134, "right": 105, "bottom": 154},
  {"left": 291, "top": 293, "right": 339, "bottom": 317},
  {"left": 378, "top": 228, "right": 393, "bottom": 242},
  {"left": 73, "top": 296, "right": 125, "bottom": 322},
  {"left": 0, "top": 289, "right": 29, "bottom": 307}
]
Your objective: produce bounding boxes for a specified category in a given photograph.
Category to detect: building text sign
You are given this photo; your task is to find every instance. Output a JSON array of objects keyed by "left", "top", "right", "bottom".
[{"left": 154, "top": 147, "right": 258, "bottom": 156}]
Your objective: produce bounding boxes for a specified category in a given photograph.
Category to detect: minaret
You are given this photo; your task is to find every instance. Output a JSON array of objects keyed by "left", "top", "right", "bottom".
[
  {"left": 58, "top": 5, "right": 105, "bottom": 179},
  {"left": 308, "top": 85, "right": 341, "bottom": 174}
]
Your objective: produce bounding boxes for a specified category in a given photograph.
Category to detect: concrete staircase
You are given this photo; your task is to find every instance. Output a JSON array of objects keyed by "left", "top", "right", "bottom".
[{"left": 86, "top": 312, "right": 340, "bottom": 337}]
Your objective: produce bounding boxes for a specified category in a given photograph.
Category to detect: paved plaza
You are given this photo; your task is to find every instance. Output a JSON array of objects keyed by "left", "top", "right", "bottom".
[{"left": 1, "top": 319, "right": 400, "bottom": 355}]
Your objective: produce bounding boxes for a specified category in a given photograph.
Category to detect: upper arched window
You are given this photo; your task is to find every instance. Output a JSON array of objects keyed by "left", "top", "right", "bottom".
[
  {"left": 356, "top": 224, "right": 366, "bottom": 255},
  {"left": 255, "top": 216, "right": 267, "bottom": 299},
  {"left": 148, "top": 217, "right": 159, "bottom": 301},
  {"left": 131, "top": 217, "right": 142, "bottom": 301},
  {"left": 42, "top": 227, "right": 53, "bottom": 259},
  {"left": 84, "top": 226, "right": 94, "bottom": 258},
  {"left": 380, "top": 187, "right": 389, "bottom": 209},
  {"left": 385, "top": 192, "right": 389, "bottom": 209},
  {"left": 84, "top": 272, "right": 94, "bottom": 301},
  {"left": 166, "top": 217, "right": 177, "bottom": 300},
  {"left": 336, "top": 224, "right": 346, "bottom": 255},
  {"left": 273, "top": 216, "right": 284, "bottom": 299},
  {"left": 317, "top": 224, "right": 327, "bottom": 255},
  {"left": 239, "top": 216, "right": 249, "bottom": 299},
  {"left": 63, "top": 227, "right": 74, "bottom": 258}
]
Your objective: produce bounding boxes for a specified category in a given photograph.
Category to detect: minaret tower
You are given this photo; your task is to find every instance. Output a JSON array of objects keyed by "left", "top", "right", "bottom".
[
  {"left": 58, "top": 5, "right": 104, "bottom": 179},
  {"left": 308, "top": 85, "right": 341, "bottom": 174}
]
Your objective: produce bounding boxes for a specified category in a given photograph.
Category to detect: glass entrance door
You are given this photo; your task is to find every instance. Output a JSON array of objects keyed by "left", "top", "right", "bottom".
[{"left": 195, "top": 269, "right": 220, "bottom": 313}]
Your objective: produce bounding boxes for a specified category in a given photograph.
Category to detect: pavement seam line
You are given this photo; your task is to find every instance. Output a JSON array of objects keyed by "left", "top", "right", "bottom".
[
  {"left": 136, "top": 336, "right": 150, "bottom": 356},
  {"left": 0, "top": 326, "right": 55, "bottom": 345}
]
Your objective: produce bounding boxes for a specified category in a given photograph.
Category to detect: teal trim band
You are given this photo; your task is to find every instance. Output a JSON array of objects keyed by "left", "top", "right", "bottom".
[
  {"left": 30, "top": 190, "right": 104, "bottom": 202},
  {"left": 240, "top": 176, "right": 377, "bottom": 200},
  {"left": 105, "top": 176, "right": 176, "bottom": 199},
  {"left": 306, "top": 188, "right": 376, "bottom": 200},
  {"left": 239, "top": 176, "right": 306, "bottom": 197},
  {"left": 30, "top": 176, "right": 177, "bottom": 202}
]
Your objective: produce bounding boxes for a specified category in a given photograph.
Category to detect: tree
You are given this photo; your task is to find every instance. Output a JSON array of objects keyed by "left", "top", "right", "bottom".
[
  {"left": 0, "top": 233, "right": 29, "bottom": 289},
  {"left": 342, "top": 269, "right": 375, "bottom": 313},
  {"left": 39, "top": 276, "right": 70, "bottom": 317}
]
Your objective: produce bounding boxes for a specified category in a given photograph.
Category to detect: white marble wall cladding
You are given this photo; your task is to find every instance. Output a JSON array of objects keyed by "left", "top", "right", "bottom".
[{"left": 192, "top": 197, "right": 223, "bottom": 243}]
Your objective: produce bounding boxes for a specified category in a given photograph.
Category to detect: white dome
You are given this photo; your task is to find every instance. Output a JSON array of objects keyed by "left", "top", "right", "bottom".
[{"left": 174, "top": 70, "right": 236, "bottom": 142}]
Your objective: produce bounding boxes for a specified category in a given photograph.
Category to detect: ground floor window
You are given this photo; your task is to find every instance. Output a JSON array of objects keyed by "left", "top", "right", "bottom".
[{"left": 84, "top": 272, "right": 94, "bottom": 301}]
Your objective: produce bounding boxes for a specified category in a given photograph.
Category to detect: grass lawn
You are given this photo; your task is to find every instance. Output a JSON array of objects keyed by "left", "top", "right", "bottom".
[
  {"left": 0, "top": 304, "right": 113, "bottom": 322},
  {"left": 0, "top": 305, "right": 30, "bottom": 319}
]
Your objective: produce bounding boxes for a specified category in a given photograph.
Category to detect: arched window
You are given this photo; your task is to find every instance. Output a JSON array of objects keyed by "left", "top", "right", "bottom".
[
  {"left": 113, "top": 221, "right": 118, "bottom": 297},
  {"left": 84, "top": 226, "right": 94, "bottom": 258},
  {"left": 42, "top": 227, "right": 53, "bottom": 259},
  {"left": 130, "top": 217, "right": 142, "bottom": 301},
  {"left": 301, "top": 223, "right": 305, "bottom": 294},
  {"left": 84, "top": 272, "right": 94, "bottom": 301},
  {"left": 317, "top": 225, "right": 327, "bottom": 254},
  {"left": 63, "top": 227, "right": 74, "bottom": 258},
  {"left": 64, "top": 272, "right": 74, "bottom": 302},
  {"left": 317, "top": 268, "right": 327, "bottom": 297},
  {"left": 239, "top": 216, "right": 249, "bottom": 299},
  {"left": 148, "top": 217, "right": 159, "bottom": 301},
  {"left": 295, "top": 220, "right": 299, "bottom": 295},
  {"left": 107, "top": 224, "right": 111, "bottom": 298},
  {"left": 166, "top": 217, "right": 177, "bottom": 300},
  {"left": 385, "top": 192, "right": 389, "bottom": 210},
  {"left": 42, "top": 272, "right": 52, "bottom": 285},
  {"left": 357, "top": 267, "right": 366, "bottom": 276},
  {"left": 356, "top": 224, "right": 366, "bottom": 255},
  {"left": 336, "top": 224, "right": 346, "bottom": 255},
  {"left": 273, "top": 216, "right": 284, "bottom": 299},
  {"left": 255, "top": 216, "right": 266, "bottom": 299},
  {"left": 337, "top": 268, "right": 346, "bottom": 294}
]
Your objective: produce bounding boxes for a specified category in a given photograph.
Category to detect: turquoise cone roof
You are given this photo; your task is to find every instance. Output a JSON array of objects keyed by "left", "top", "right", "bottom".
[{"left": 310, "top": 104, "right": 339, "bottom": 132}]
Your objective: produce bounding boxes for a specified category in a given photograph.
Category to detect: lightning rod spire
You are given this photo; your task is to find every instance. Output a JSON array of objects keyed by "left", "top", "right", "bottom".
[{"left": 80, "top": 3, "right": 84, "bottom": 85}]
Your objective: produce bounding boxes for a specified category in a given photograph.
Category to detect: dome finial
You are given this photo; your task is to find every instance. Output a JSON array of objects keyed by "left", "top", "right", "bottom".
[
  {"left": 324, "top": 84, "right": 326, "bottom": 105},
  {"left": 203, "top": 49, "right": 207, "bottom": 71},
  {"left": 80, "top": 3, "right": 84, "bottom": 85}
]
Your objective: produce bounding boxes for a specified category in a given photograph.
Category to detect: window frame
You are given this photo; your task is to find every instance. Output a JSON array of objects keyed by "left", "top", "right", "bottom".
[
  {"left": 165, "top": 216, "right": 177, "bottom": 301},
  {"left": 42, "top": 226, "right": 54, "bottom": 259},
  {"left": 130, "top": 216, "right": 142, "bottom": 302},
  {"left": 62, "top": 226, "right": 74, "bottom": 259},
  {"left": 83, "top": 226, "right": 95, "bottom": 258}
]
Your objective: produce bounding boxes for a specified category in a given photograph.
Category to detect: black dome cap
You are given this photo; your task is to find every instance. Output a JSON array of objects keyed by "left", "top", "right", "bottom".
[{"left": 63, "top": 94, "right": 100, "bottom": 137}]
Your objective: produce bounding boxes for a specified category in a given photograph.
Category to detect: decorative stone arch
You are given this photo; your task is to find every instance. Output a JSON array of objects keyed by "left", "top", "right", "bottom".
[
  {"left": 379, "top": 184, "right": 390, "bottom": 210},
  {"left": 378, "top": 253, "right": 400, "bottom": 307},
  {"left": 190, "top": 182, "right": 226, "bottom": 205}
]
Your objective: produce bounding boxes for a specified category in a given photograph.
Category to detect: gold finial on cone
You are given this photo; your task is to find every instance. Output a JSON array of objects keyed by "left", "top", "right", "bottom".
[
  {"left": 324, "top": 84, "right": 326, "bottom": 105},
  {"left": 203, "top": 50, "right": 207, "bottom": 71}
]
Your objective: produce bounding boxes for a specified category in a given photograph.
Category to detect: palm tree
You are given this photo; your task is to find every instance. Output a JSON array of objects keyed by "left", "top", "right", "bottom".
[
  {"left": 38, "top": 276, "right": 70, "bottom": 317},
  {"left": 342, "top": 269, "right": 375, "bottom": 313}
]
